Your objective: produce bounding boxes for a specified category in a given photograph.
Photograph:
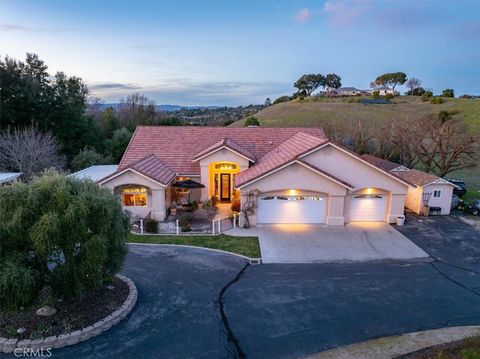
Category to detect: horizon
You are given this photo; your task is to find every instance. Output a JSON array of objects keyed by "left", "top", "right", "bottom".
[{"left": 2, "top": 0, "right": 479, "bottom": 106}]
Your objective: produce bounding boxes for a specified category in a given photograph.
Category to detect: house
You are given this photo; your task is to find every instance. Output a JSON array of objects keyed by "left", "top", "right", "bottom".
[
  {"left": 330, "top": 87, "right": 368, "bottom": 96},
  {"left": 0, "top": 172, "right": 22, "bottom": 185},
  {"left": 370, "top": 87, "right": 396, "bottom": 96},
  {"left": 96, "top": 126, "right": 423, "bottom": 225},
  {"left": 360, "top": 154, "right": 455, "bottom": 215}
]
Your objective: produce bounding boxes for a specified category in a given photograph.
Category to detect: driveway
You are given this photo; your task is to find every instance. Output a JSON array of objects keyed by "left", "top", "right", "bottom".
[
  {"left": 257, "top": 223, "right": 429, "bottom": 263},
  {"left": 39, "top": 216, "right": 479, "bottom": 359}
]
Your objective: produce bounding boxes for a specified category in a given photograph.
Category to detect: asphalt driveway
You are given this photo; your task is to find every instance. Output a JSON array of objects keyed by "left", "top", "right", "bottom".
[{"left": 258, "top": 223, "right": 429, "bottom": 263}]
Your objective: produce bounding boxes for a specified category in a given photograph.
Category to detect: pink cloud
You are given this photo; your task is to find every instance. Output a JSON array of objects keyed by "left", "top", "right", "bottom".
[
  {"left": 322, "top": 0, "right": 370, "bottom": 26},
  {"left": 295, "top": 8, "right": 312, "bottom": 23}
]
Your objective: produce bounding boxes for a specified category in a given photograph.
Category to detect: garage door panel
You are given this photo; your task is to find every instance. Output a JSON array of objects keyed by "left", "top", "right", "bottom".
[
  {"left": 350, "top": 194, "right": 387, "bottom": 222},
  {"left": 258, "top": 196, "right": 326, "bottom": 224}
]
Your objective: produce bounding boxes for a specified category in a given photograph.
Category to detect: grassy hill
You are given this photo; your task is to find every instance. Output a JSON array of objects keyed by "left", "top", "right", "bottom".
[{"left": 232, "top": 96, "right": 480, "bottom": 191}]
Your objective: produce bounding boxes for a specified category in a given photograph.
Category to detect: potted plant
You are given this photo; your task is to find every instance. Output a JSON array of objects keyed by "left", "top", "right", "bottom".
[
  {"left": 170, "top": 201, "right": 177, "bottom": 216},
  {"left": 198, "top": 201, "right": 204, "bottom": 209}
]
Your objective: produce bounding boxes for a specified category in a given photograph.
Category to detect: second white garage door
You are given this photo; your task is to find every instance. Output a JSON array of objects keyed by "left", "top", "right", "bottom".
[
  {"left": 258, "top": 196, "right": 326, "bottom": 224},
  {"left": 350, "top": 194, "right": 387, "bottom": 222}
]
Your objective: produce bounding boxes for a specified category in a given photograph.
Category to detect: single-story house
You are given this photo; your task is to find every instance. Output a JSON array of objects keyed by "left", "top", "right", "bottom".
[
  {"left": 94, "top": 126, "right": 446, "bottom": 226},
  {"left": 0, "top": 172, "right": 22, "bottom": 185},
  {"left": 370, "top": 87, "right": 397, "bottom": 96},
  {"left": 331, "top": 87, "right": 368, "bottom": 96},
  {"left": 360, "top": 155, "right": 455, "bottom": 215},
  {"left": 69, "top": 165, "right": 118, "bottom": 182}
]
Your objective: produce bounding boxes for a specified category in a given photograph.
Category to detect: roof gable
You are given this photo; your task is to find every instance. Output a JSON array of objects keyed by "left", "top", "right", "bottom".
[{"left": 193, "top": 138, "right": 256, "bottom": 162}]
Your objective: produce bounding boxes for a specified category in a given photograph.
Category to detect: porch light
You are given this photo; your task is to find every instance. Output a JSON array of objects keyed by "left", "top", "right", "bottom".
[
  {"left": 287, "top": 189, "right": 298, "bottom": 196},
  {"left": 366, "top": 188, "right": 374, "bottom": 194}
]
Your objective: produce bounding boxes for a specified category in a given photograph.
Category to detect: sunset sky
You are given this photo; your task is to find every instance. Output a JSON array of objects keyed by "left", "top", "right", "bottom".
[{"left": 2, "top": 0, "right": 479, "bottom": 105}]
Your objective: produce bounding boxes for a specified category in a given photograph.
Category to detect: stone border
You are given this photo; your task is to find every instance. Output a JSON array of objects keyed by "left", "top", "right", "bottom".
[{"left": 0, "top": 274, "right": 137, "bottom": 354}]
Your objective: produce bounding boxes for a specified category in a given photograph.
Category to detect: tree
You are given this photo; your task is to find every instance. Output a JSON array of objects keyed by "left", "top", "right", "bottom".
[
  {"left": 118, "top": 93, "right": 157, "bottom": 130},
  {"left": 264, "top": 97, "right": 272, "bottom": 106},
  {"left": 0, "top": 126, "right": 66, "bottom": 180},
  {"left": 108, "top": 127, "right": 132, "bottom": 162},
  {"left": 244, "top": 116, "right": 260, "bottom": 127},
  {"left": 442, "top": 89, "right": 454, "bottom": 97},
  {"left": 406, "top": 77, "right": 422, "bottom": 95},
  {"left": 71, "top": 146, "right": 111, "bottom": 172},
  {"left": 0, "top": 171, "right": 129, "bottom": 308},
  {"left": 294, "top": 74, "right": 325, "bottom": 96},
  {"left": 374, "top": 72, "right": 407, "bottom": 90},
  {"left": 325, "top": 73, "right": 342, "bottom": 90}
]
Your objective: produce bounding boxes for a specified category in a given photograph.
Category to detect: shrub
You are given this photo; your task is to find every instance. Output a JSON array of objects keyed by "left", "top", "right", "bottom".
[
  {"left": 210, "top": 195, "right": 219, "bottom": 207},
  {"left": 0, "top": 255, "right": 39, "bottom": 310},
  {"left": 144, "top": 219, "right": 158, "bottom": 233},
  {"left": 430, "top": 97, "right": 444, "bottom": 104},
  {"left": 442, "top": 88, "right": 454, "bottom": 97},
  {"left": 231, "top": 197, "right": 241, "bottom": 212},
  {"left": 178, "top": 213, "right": 193, "bottom": 228},
  {"left": 371, "top": 90, "right": 380, "bottom": 99},
  {"left": 272, "top": 95, "right": 291, "bottom": 104},
  {"left": 245, "top": 116, "right": 260, "bottom": 127},
  {"left": 384, "top": 93, "right": 395, "bottom": 100},
  {"left": 71, "top": 146, "right": 109, "bottom": 172},
  {"left": 0, "top": 171, "right": 129, "bottom": 305},
  {"left": 422, "top": 91, "right": 433, "bottom": 102},
  {"left": 191, "top": 200, "right": 199, "bottom": 210}
]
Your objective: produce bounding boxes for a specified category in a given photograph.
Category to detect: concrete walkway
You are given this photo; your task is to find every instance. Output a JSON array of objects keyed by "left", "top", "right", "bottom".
[
  {"left": 305, "top": 325, "right": 480, "bottom": 359},
  {"left": 257, "top": 223, "right": 430, "bottom": 263}
]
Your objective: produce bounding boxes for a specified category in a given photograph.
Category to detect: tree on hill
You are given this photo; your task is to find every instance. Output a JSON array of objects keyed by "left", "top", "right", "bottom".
[
  {"left": 406, "top": 77, "right": 422, "bottom": 95},
  {"left": 442, "top": 89, "right": 454, "bottom": 97},
  {"left": 374, "top": 72, "right": 407, "bottom": 90},
  {"left": 325, "top": 73, "right": 342, "bottom": 90},
  {"left": 264, "top": 97, "right": 272, "bottom": 106},
  {"left": 245, "top": 116, "right": 260, "bottom": 127},
  {"left": 118, "top": 93, "right": 157, "bottom": 131},
  {"left": 294, "top": 74, "right": 325, "bottom": 96}
]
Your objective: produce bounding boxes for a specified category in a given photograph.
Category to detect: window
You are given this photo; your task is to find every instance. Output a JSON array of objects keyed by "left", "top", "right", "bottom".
[
  {"left": 433, "top": 190, "right": 442, "bottom": 198},
  {"left": 214, "top": 163, "right": 237, "bottom": 170},
  {"left": 122, "top": 187, "right": 147, "bottom": 206}
]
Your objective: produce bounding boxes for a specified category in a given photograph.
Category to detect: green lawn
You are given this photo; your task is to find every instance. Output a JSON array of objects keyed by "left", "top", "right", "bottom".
[{"left": 128, "top": 233, "right": 261, "bottom": 258}]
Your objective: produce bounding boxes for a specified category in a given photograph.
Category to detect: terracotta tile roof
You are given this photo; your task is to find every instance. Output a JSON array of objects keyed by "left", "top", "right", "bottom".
[
  {"left": 101, "top": 154, "right": 175, "bottom": 186},
  {"left": 360, "top": 154, "right": 403, "bottom": 171},
  {"left": 360, "top": 153, "right": 446, "bottom": 187},
  {"left": 120, "top": 126, "right": 326, "bottom": 175},
  {"left": 193, "top": 137, "right": 256, "bottom": 162},
  {"left": 235, "top": 132, "right": 328, "bottom": 187},
  {"left": 392, "top": 169, "right": 443, "bottom": 187}
]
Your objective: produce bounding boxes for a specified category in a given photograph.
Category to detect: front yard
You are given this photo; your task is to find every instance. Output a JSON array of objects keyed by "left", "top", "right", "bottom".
[{"left": 128, "top": 233, "right": 261, "bottom": 258}]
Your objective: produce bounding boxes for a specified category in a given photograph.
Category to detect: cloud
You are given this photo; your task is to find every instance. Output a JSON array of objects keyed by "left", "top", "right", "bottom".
[
  {"left": 322, "top": 0, "right": 370, "bottom": 26},
  {"left": 295, "top": 8, "right": 311, "bottom": 23},
  {"left": 88, "top": 82, "right": 142, "bottom": 91}
]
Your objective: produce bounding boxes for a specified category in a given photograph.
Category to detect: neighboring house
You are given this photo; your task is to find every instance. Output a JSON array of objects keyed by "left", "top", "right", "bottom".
[
  {"left": 330, "top": 87, "right": 368, "bottom": 96},
  {"left": 69, "top": 165, "right": 118, "bottom": 182},
  {"left": 360, "top": 155, "right": 455, "bottom": 215},
  {"left": 0, "top": 172, "right": 22, "bottom": 185},
  {"left": 370, "top": 87, "right": 397, "bottom": 96},
  {"left": 97, "top": 126, "right": 417, "bottom": 225}
]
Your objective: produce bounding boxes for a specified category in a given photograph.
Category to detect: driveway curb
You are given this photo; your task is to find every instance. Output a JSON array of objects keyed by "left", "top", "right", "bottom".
[
  {"left": 304, "top": 325, "right": 480, "bottom": 359},
  {"left": 127, "top": 242, "right": 262, "bottom": 264}
]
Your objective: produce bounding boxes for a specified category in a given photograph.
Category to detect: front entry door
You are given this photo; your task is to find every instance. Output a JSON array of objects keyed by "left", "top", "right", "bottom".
[{"left": 220, "top": 174, "right": 231, "bottom": 202}]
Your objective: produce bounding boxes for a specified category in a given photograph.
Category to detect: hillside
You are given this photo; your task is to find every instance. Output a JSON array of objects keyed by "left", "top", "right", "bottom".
[
  {"left": 231, "top": 96, "right": 480, "bottom": 191},
  {"left": 232, "top": 96, "right": 480, "bottom": 135}
]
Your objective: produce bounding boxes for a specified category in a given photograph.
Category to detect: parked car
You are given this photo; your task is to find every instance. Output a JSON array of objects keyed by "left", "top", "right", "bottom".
[
  {"left": 446, "top": 178, "right": 467, "bottom": 197},
  {"left": 460, "top": 199, "right": 480, "bottom": 216}
]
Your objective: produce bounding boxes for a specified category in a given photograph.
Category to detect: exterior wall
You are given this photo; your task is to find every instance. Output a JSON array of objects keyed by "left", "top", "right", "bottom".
[
  {"left": 424, "top": 183, "right": 453, "bottom": 215},
  {"left": 302, "top": 144, "right": 408, "bottom": 223},
  {"left": 198, "top": 148, "right": 250, "bottom": 201},
  {"left": 239, "top": 162, "right": 347, "bottom": 226},
  {"left": 405, "top": 186, "right": 423, "bottom": 214},
  {"left": 100, "top": 170, "right": 167, "bottom": 221}
]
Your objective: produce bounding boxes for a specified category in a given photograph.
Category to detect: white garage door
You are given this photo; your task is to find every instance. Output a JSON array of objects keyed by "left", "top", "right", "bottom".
[
  {"left": 350, "top": 194, "right": 387, "bottom": 222},
  {"left": 258, "top": 196, "right": 326, "bottom": 224}
]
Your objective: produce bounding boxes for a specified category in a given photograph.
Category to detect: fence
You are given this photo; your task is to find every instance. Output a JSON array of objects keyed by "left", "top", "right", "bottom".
[{"left": 136, "top": 213, "right": 239, "bottom": 235}]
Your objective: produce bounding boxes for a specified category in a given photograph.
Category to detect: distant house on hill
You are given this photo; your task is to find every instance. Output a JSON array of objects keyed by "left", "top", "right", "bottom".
[
  {"left": 325, "top": 87, "right": 368, "bottom": 96},
  {"left": 370, "top": 87, "right": 397, "bottom": 96}
]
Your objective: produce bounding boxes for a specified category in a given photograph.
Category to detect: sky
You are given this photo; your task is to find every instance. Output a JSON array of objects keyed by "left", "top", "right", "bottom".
[{"left": 1, "top": 0, "right": 479, "bottom": 106}]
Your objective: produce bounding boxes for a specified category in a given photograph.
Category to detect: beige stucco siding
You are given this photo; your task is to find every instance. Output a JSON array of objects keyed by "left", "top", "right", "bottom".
[
  {"left": 424, "top": 183, "right": 453, "bottom": 215},
  {"left": 100, "top": 170, "right": 167, "bottom": 221},
  {"left": 239, "top": 162, "right": 348, "bottom": 226}
]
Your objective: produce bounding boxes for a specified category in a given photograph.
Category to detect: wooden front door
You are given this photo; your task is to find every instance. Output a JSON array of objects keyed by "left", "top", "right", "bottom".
[{"left": 220, "top": 174, "right": 231, "bottom": 202}]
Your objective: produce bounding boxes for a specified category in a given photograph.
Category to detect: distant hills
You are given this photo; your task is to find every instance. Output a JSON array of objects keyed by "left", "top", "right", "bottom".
[{"left": 100, "top": 103, "right": 223, "bottom": 112}]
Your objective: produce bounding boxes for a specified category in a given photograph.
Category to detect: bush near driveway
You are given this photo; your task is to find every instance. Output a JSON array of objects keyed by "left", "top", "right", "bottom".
[
  {"left": 128, "top": 233, "right": 261, "bottom": 258},
  {"left": 0, "top": 171, "right": 129, "bottom": 309}
]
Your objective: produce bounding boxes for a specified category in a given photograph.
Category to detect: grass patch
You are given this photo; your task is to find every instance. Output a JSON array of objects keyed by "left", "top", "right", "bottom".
[{"left": 128, "top": 233, "right": 261, "bottom": 258}]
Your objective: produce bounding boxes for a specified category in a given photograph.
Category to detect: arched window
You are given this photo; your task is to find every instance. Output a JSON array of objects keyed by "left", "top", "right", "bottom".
[
  {"left": 214, "top": 163, "right": 237, "bottom": 170},
  {"left": 122, "top": 187, "right": 147, "bottom": 206}
]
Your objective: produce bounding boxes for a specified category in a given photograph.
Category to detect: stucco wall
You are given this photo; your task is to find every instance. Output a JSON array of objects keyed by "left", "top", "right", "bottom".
[
  {"left": 424, "top": 183, "right": 453, "bottom": 215},
  {"left": 240, "top": 162, "right": 347, "bottom": 226},
  {"left": 100, "top": 170, "right": 167, "bottom": 221}
]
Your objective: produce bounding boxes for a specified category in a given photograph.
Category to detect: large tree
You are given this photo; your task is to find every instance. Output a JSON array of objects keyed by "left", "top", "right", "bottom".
[
  {"left": 118, "top": 93, "right": 157, "bottom": 130},
  {"left": 374, "top": 72, "right": 407, "bottom": 90},
  {"left": 324, "top": 73, "right": 342, "bottom": 90},
  {"left": 406, "top": 77, "right": 422, "bottom": 95},
  {"left": 294, "top": 74, "right": 325, "bottom": 96}
]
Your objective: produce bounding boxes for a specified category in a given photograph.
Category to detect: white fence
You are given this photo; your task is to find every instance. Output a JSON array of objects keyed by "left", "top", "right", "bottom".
[{"left": 138, "top": 214, "right": 239, "bottom": 235}]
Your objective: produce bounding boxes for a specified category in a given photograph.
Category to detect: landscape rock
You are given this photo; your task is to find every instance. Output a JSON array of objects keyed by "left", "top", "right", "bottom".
[{"left": 35, "top": 306, "right": 57, "bottom": 317}]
